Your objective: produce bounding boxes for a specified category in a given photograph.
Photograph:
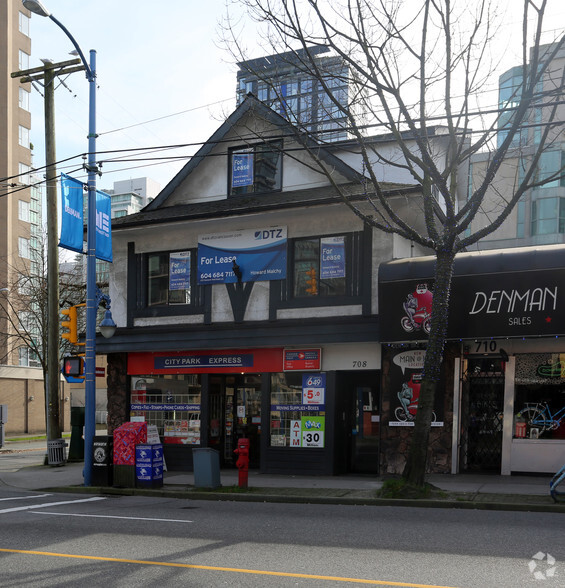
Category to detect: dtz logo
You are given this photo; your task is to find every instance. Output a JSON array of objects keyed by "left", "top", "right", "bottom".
[{"left": 254, "top": 229, "right": 284, "bottom": 240}]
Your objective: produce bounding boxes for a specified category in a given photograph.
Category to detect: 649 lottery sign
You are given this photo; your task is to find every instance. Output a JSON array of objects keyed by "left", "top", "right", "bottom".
[{"left": 302, "top": 373, "right": 325, "bottom": 406}]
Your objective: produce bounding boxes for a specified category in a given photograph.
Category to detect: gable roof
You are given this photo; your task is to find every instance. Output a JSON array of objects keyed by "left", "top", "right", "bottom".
[{"left": 144, "top": 94, "right": 366, "bottom": 211}]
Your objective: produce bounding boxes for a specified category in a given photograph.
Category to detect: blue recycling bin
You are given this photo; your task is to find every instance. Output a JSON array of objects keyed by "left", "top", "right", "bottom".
[{"left": 135, "top": 443, "right": 163, "bottom": 489}]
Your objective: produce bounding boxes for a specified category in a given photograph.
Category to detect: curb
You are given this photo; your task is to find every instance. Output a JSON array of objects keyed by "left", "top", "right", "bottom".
[{"left": 40, "top": 484, "right": 565, "bottom": 513}]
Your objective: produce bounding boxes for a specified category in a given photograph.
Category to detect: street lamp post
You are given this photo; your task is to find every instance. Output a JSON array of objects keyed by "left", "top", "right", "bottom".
[{"left": 23, "top": 0, "right": 108, "bottom": 486}]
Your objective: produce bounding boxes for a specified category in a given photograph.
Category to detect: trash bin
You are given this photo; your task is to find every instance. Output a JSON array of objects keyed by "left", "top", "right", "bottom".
[
  {"left": 135, "top": 443, "right": 163, "bottom": 489},
  {"left": 47, "top": 438, "right": 68, "bottom": 466},
  {"left": 192, "top": 447, "right": 221, "bottom": 488},
  {"left": 92, "top": 435, "right": 113, "bottom": 486}
]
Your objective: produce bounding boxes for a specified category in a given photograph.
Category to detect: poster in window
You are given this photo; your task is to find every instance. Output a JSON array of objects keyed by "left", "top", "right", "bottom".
[
  {"left": 302, "top": 416, "right": 325, "bottom": 447},
  {"left": 302, "top": 373, "right": 325, "bottom": 405},
  {"left": 169, "top": 251, "right": 190, "bottom": 290},
  {"left": 232, "top": 151, "right": 254, "bottom": 188},
  {"left": 320, "top": 236, "right": 345, "bottom": 279}
]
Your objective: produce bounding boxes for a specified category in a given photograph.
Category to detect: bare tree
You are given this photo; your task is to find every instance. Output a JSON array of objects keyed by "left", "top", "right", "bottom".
[
  {"left": 223, "top": 0, "right": 565, "bottom": 486},
  {"left": 0, "top": 238, "right": 84, "bottom": 436}
]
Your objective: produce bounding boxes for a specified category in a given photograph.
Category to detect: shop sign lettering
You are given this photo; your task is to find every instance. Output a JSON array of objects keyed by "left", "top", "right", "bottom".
[{"left": 154, "top": 354, "right": 253, "bottom": 369}]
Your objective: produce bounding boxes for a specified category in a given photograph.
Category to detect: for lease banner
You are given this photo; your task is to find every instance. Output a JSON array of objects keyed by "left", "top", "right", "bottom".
[{"left": 197, "top": 226, "right": 287, "bottom": 284}]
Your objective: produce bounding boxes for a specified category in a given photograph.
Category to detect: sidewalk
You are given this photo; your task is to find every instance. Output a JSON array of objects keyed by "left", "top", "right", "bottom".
[{"left": 1, "top": 437, "right": 564, "bottom": 512}]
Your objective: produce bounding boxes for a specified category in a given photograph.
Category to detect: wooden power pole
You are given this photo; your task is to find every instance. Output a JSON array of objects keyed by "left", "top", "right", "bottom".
[{"left": 12, "top": 58, "right": 85, "bottom": 441}]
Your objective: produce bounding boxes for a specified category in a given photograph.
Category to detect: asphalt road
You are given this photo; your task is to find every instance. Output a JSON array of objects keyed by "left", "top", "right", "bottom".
[{"left": 0, "top": 488, "right": 564, "bottom": 587}]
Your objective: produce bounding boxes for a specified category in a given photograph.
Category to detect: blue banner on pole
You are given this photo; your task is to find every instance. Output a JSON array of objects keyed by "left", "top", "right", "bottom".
[
  {"left": 59, "top": 173, "right": 84, "bottom": 254},
  {"left": 95, "top": 190, "right": 112, "bottom": 262}
]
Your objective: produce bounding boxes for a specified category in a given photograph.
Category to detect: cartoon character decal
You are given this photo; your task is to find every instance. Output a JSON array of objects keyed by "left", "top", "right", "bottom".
[{"left": 401, "top": 283, "right": 433, "bottom": 334}]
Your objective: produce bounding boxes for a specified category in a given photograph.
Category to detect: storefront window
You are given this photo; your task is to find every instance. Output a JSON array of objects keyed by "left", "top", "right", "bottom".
[
  {"left": 270, "top": 372, "right": 326, "bottom": 448},
  {"left": 513, "top": 354, "right": 565, "bottom": 440},
  {"left": 130, "top": 374, "right": 202, "bottom": 444}
]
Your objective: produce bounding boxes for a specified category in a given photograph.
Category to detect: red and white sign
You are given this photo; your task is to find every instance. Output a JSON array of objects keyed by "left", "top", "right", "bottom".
[
  {"left": 283, "top": 349, "right": 321, "bottom": 371},
  {"left": 96, "top": 367, "right": 105, "bottom": 377}
]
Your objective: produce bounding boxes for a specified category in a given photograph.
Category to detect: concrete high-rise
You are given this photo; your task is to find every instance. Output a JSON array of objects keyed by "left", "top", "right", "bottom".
[{"left": 0, "top": 1, "right": 34, "bottom": 366}]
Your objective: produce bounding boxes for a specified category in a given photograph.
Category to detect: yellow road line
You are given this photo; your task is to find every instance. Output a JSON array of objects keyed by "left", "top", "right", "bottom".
[{"left": 0, "top": 548, "right": 460, "bottom": 588}]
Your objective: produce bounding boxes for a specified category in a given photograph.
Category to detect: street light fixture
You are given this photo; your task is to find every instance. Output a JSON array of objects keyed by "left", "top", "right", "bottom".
[{"left": 24, "top": 0, "right": 105, "bottom": 486}]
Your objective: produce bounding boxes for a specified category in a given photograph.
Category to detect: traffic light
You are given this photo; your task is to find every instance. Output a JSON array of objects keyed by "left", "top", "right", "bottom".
[
  {"left": 61, "top": 305, "right": 78, "bottom": 345},
  {"left": 305, "top": 266, "right": 318, "bottom": 295},
  {"left": 63, "top": 355, "right": 83, "bottom": 377}
]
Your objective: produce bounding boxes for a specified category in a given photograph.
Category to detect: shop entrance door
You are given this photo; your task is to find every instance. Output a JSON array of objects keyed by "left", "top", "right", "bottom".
[
  {"left": 460, "top": 358, "right": 505, "bottom": 472},
  {"left": 337, "top": 371, "right": 380, "bottom": 474},
  {"left": 209, "top": 374, "right": 262, "bottom": 468}
]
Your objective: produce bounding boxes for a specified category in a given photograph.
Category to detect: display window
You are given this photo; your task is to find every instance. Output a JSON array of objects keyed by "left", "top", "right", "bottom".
[
  {"left": 130, "top": 374, "right": 202, "bottom": 444},
  {"left": 513, "top": 353, "right": 565, "bottom": 440},
  {"left": 270, "top": 372, "right": 326, "bottom": 448}
]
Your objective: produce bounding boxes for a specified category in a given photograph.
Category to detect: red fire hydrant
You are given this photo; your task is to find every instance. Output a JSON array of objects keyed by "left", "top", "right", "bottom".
[{"left": 234, "top": 437, "right": 250, "bottom": 489}]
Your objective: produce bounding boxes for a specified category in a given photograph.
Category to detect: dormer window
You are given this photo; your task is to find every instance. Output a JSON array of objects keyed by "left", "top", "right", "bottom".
[{"left": 229, "top": 140, "right": 282, "bottom": 196}]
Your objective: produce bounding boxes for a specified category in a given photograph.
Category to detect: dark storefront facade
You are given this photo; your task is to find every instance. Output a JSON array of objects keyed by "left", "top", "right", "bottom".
[
  {"left": 379, "top": 244, "right": 565, "bottom": 475},
  {"left": 104, "top": 344, "right": 381, "bottom": 475}
]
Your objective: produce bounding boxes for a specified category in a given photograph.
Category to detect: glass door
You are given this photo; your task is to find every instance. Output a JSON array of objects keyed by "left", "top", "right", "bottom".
[{"left": 235, "top": 374, "right": 262, "bottom": 467}]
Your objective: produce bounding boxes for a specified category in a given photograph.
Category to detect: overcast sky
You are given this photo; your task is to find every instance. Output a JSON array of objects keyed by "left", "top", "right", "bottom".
[{"left": 24, "top": 0, "right": 565, "bottom": 194}]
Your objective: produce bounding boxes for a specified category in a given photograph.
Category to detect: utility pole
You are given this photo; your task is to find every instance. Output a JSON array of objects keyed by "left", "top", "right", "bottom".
[{"left": 11, "top": 58, "right": 85, "bottom": 441}]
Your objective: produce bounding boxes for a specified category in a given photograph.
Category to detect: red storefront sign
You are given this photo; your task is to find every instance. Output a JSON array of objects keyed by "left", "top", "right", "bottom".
[
  {"left": 283, "top": 348, "right": 322, "bottom": 371},
  {"left": 128, "top": 348, "right": 284, "bottom": 375}
]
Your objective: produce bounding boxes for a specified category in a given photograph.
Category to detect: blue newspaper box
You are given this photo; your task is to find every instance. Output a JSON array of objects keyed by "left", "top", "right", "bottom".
[{"left": 135, "top": 443, "right": 163, "bottom": 488}]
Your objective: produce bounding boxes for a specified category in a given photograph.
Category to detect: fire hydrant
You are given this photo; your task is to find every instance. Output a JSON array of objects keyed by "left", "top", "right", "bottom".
[{"left": 234, "top": 437, "right": 250, "bottom": 488}]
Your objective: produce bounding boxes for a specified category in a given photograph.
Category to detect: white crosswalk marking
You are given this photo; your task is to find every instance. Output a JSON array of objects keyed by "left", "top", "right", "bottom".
[
  {"left": 0, "top": 493, "right": 52, "bottom": 502},
  {"left": 0, "top": 496, "right": 105, "bottom": 514},
  {"left": 34, "top": 512, "right": 193, "bottom": 523}
]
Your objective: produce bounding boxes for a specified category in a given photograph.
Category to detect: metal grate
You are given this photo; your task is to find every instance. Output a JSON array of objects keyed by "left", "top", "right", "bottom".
[{"left": 459, "top": 366, "right": 505, "bottom": 472}]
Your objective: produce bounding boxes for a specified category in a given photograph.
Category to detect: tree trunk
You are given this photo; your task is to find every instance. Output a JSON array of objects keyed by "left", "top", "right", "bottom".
[{"left": 403, "top": 248, "right": 455, "bottom": 486}]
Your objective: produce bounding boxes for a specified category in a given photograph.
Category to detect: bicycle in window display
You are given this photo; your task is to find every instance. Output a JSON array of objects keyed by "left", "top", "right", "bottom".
[{"left": 518, "top": 402, "right": 565, "bottom": 434}]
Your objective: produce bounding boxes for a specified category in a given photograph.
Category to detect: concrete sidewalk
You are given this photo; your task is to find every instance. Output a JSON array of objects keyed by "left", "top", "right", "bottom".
[{"left": 1, "top": 438, "right": 564, "bottom": 512}]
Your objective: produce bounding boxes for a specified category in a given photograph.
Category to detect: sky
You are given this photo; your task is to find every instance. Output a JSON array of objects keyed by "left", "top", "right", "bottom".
[
  {"left": 23, "top": 0, "right": 565, "bottom": 194},
  {"left": 25, "top": 0, "right": 252, "bottom": 192}
]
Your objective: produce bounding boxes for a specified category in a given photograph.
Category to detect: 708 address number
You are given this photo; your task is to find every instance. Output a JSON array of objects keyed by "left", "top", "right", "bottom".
[{"left": 352, "top": 361, "right": 368, "bottom": 368}]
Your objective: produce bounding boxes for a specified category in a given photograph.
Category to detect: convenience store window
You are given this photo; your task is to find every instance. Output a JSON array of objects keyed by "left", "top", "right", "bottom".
[
  {"left": 270, "top": 372, "right": 326, "bottom": 448},
  {"left": 130, "top": 374, "right": 202, "bottom": 445},
  {"left": 513, "top": 353, "right": 565, "bottom": 440}
]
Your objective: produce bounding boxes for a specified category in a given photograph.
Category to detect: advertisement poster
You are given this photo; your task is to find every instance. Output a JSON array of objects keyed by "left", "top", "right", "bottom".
[
  {"left": 388, "top": 349, "right": 443, "bottom": 427},
  {"left": 320, "top": 236, "right": 345, "bottom": 279},
  {"left": 169, "top": 251, "right": 190, "bottom": 290},
  {"left": 302, "top": 373, "right": 326, "bottom": 405},
  {"left": 197, "top": 226, "right": 287, "bottom": 284},
  {"left": 301, "top": 416, "right": 325, "bottom": 447},
  {"left": 231, "top": 151, "right": 254, "bottom": 188}
]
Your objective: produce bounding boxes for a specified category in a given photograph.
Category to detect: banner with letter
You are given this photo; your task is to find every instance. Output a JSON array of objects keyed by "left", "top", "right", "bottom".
[
  {"left": 59, "top": 173, "right": 84, "bottom": 254},
  {"left": 95, "top": 190, "right": 112, "bottom": 262},
  {"left": 197, "top": 226, "right": 287, "bottom": 284}
]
